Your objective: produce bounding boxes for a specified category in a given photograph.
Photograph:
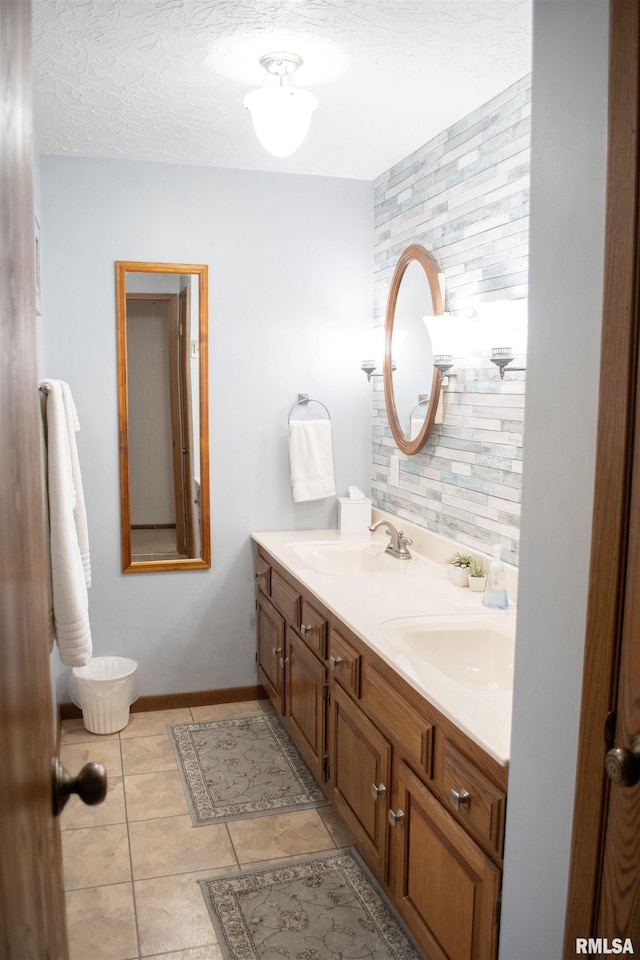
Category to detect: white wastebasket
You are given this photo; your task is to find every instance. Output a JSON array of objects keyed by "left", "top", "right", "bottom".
[{"left": 71, "top": 657, "right": 138, "bottom": 734}]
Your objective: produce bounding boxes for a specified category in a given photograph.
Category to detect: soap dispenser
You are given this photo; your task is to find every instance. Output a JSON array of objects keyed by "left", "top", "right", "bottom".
[{"left": 482, "top": 544, "right": 509, "bottom": 610}]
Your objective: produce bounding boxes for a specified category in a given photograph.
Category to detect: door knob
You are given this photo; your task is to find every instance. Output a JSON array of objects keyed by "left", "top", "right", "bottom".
[
  {"left": 605, "top": 735, "right": 640, "bottom": 787},
  {"left": 51, "top": 758, "right": 107, "bottom": 816}
]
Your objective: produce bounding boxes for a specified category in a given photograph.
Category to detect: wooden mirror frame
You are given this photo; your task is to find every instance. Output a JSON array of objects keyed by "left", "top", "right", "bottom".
[
  {"left": 383, "top": 244, "right": 445, "bottom": 455},
  {"left": 115, "top": 260, "right": 211, "bottom": 573}
]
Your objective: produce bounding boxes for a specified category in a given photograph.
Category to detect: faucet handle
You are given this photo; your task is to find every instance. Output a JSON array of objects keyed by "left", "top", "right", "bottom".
[{"left": 398, "top": 531, "right": 413, "bottom": 546}]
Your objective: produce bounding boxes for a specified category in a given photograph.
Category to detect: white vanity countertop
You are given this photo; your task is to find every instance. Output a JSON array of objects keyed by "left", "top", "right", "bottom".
[{"left": 251, "top": 517, "right": 517, "bottom": 766}]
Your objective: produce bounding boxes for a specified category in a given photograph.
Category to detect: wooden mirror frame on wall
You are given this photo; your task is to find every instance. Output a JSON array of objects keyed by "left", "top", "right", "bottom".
[
  {"left": 383, "top": 244, "right": 445, "bottom": 455},
  {"left": 115, "top": 260, "right": 211, "bottom": 573}
]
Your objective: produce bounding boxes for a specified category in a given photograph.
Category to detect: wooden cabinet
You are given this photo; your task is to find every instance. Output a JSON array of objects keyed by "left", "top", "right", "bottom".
[
  {"left": 284, "top": 626, "right": 326, "bottom": 783},
  {"left": 390, "top": 762, "right": 501, "bottom": 960},
  {"left": 254, "top": 548, "right": 328, "bottom": 783},
  {"left": 253, "top": 543, "right": 507, "bottom": 960},
  {"left": 256, "top": 592, "right": 284, "bottom": 712},
  {"left": 328, "top": 684, "right": 391, "bottom": 880}
]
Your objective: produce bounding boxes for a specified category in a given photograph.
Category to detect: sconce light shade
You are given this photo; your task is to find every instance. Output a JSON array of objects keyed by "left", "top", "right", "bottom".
[
  {"left": 244, "top": 53, "right": 318, "bottom": 158},
  {"left": 423, "top": 315, "right": 452, "bottom": 358}
]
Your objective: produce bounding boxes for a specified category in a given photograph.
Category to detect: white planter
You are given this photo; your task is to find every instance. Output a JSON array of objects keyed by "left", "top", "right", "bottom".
[
  {"left": 447, "top": 564, "right": 469, "bottom": 587},
  {"left": 468, "top": 575, "right": 487, "bottom": 593}
]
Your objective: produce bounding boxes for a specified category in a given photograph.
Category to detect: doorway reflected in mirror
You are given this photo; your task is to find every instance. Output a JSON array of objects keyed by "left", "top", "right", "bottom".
[{"left": 115, "top": 261, "right": 210, "bottom": 572}]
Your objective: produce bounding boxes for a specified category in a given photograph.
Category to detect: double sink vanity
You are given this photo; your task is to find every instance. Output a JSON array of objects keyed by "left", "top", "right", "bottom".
[{"left": 252, "top": 510, "right": 516, "bottom": 960}]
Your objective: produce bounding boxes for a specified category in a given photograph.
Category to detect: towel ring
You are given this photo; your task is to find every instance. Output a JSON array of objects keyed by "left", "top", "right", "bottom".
[{"left": 288, "top": 393, "right": 332, "bottom": 424}]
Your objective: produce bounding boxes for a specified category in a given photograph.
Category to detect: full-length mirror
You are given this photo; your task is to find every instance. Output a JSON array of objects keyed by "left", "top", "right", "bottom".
[
  {"left": 383, "top": 244, "right": 444, "bottom": 455},
  {"left": 116, "top": 261, "right": 210, "bottom": 572}
]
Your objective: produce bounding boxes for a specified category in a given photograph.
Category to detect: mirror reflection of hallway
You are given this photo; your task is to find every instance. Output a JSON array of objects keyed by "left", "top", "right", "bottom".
[{"left": 126, "top": 292, "right": 194, "bottom": 562}]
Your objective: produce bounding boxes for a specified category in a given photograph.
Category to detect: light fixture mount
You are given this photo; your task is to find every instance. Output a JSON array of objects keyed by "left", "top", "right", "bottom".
[{"left": 259, "top": 52, "right": 303, "bottom": 79}]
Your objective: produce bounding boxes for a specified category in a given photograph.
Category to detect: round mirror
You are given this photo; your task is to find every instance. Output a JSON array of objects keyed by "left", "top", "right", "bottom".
[{"left": 383, "top": 244, "right": 444, "bottom": 455}]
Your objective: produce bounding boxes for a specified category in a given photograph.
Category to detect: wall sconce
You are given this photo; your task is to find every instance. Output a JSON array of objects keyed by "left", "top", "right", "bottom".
[
  {"left": 244, "top": 53, "right": 318, "bottom": 158},
  {"left": 361, "top": 328, "right": 402, "bottom": 382},
  {"left": 475, "top": 300, "right": 528, "bottom": 380},
  {"left": 489, "top": 347, "right": 526, "bottom": 379},
  {"left": 361, "top": 360, "right": 387, "bottom": 382}
]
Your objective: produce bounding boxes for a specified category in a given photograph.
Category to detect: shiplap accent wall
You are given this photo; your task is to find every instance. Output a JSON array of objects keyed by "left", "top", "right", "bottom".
[{"left": 372, "top": 75, "right": 530, "bottom": 564}]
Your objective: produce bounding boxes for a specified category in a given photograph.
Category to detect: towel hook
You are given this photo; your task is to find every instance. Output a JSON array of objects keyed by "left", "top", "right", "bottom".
[{"left": 288, "top": 393, "right": 331, "bottom": 424}]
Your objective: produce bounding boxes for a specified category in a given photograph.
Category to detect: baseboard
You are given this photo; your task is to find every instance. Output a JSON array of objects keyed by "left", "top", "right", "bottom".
[{"left": 58, "top": 684, "right": 266, "bottom": 721}]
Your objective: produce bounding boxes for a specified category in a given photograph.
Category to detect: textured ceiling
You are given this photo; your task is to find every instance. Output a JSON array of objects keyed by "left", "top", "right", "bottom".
[{"left": 32, "top": 0, "right": 532, "bottom": 181}]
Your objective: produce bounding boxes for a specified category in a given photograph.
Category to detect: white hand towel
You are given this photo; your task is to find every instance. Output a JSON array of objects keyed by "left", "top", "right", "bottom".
[
  {"left": 60, "top": 381, "right": 91, "bottom": 587},
  {"left": 40, "top": 379, "right": 92, "bottom": 666},
  {"left": 288, "top": 419, "right": 336, "bottom": 503}
]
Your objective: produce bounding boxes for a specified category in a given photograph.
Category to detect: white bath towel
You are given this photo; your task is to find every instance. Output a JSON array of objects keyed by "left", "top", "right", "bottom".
[
  {"left": 40, "top": 379, "right": 92, "bottom": 666},
  {"left": 288, "top": 419, "right": 336, "bottom": 503}
]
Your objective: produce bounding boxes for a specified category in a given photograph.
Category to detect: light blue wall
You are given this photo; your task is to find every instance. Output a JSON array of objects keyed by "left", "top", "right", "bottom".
[
  {"left": 500, "top": 2, "right": 609, "bottom": 957},
  {"left": 41, "top": 158, "right": 373, "bottom": 700}
]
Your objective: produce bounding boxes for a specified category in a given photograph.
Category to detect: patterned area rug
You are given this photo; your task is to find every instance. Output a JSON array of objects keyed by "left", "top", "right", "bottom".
[
  {"left": 199, "top": 849, "right": 422, "bottom": 960},
  {"left": 169, "top": 714, "right": 328, "bottom": 825}
]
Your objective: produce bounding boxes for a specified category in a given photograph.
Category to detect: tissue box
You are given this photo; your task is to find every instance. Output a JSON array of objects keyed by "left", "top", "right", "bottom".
[{"left": 338, "top": 497, "right": 372, "bottom": 534}]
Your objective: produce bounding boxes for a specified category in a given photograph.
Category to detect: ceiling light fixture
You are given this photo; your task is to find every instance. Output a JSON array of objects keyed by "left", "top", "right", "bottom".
[{"left": 243, "top": 52, "right": 318, "bottom": 158}]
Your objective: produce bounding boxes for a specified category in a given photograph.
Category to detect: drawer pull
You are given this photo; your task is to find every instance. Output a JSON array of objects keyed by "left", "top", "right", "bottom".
[
  {"left": 370, "top": 782, "right": 386, "bottom": 800},
  {"left": 329, "top": 655, "right": 344, "bottom": 670},
  {"left": 300, "top": 624, "right": 315, "bottom": 637},
  {"left": 271, "top": 647, "right": 282, "bottom": 656},
  {"left": 388, "top": 808, "right": 405, "bottom": 826},
  {"left": 449, "top": 787, "right": 471, "bottom": 811}
]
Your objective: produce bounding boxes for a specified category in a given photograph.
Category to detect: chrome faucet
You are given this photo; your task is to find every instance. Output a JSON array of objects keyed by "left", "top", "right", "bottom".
[{"left": 369, "top": 520, "right": 413, "bottom": 559}]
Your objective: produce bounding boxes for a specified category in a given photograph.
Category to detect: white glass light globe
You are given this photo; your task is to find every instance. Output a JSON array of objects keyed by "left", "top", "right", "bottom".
[{"left": 244, "top": 86, "right": 318, "bottom": 158}]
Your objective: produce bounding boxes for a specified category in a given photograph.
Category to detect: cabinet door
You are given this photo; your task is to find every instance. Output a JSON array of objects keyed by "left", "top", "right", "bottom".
[
  {"left": 328, "top": 685, "right": 391, "bottom": 881},
  {"left": 256, "top": 593, "right": 284, "bottom": 713},
  {"left": 284, "top": 626, "right": 326, "bottom": 783},
  {"left": 391, "top": 762, "right": 501, "bottom": 960}
]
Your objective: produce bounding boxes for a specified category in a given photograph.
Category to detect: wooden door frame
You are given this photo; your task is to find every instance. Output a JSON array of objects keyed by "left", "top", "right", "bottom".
[
  {"left": 177, "top": 285, "right": 195, "bottom": 558},
  {"left": 564, "top": 0, "right": 640, "bottom": 948}
]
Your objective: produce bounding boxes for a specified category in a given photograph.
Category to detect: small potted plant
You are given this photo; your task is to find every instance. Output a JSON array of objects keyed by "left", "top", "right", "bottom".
[
  {"left": 446, "top": 552, "right": 474, "bottom": 587},
  {"left": 468, "top": 555, "right": 487, "bottom": 592}
]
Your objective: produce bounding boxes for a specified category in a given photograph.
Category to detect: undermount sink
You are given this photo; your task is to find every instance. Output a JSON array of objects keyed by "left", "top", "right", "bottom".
[
  {"left": 290, "top": 540, "right": 403, "bottom": 575},
  {"left": 379, "top": 616, "right": 515, "bottom": 692}
]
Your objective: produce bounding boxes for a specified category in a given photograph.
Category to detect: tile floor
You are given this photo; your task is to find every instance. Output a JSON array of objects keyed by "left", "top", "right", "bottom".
[{"left": 60, "top": 700, "right": 354, "bottom": 960}]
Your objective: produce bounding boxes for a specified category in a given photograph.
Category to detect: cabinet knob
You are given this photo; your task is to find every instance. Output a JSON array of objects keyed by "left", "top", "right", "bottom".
[
  {"left": 329, "top": 655, "right": 344, "bottom": 670},
  {"left": 300, "top": 623, "right": 315, "bottom": 637},
  {"left": 370, "top": 782, "right": 386, "bottom": 800},
  {"left": 279, "top": 656, "right": 290, "bottom": 668},
  {"left": 388, "top": 807, "right": 405, "bottom": 826},
  {"left": 449, "top": 787, "right": 471, "bottom": 811}
]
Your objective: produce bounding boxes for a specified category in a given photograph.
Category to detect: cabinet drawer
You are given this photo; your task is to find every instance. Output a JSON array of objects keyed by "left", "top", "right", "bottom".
[
  {"left": 271, "top": 569, "right": 301, "bottom": 626},
  {"left": 361, "top": 661, "right": 434, "bottom": 779},
  {"left": 299, "top": 599, "right": 328, "bottom": 659},
  {"left": 254, "top": 554, "right": 271, "bottom": 596},
  {"left": 442, "top": 741, "right": 506, "bottom": 857},
  {"left": 328, "top": 628, "right": 361, "bottom": 698}
]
